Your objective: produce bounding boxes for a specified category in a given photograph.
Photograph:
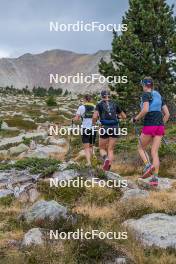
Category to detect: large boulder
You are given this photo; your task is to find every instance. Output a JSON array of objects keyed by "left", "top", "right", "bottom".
[
  {"left": 21, "top": 228, "right": 44, "bottom": 246},
  {"left": 23, "top": 200, "right": 67, "bottom": 223},
  {"left": 124, "top": 213, "right": 176, "bottom": 249}
]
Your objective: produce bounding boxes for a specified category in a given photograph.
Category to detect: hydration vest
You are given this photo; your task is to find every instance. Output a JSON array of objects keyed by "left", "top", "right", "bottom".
[
  {"left": 141, "top": 90, "right": 162, "bottom": 112},
  {"left": 100, "top": 100, "right": 118, "bottom": 126},
  {"left": 83, "top": 103, "right": 95, "bottom": 119}
]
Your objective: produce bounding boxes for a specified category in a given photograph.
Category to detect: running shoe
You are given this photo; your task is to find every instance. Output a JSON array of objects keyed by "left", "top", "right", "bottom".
[
  {"left": 149, "top": 176, "right": 159, "bottom": 187},
  {"left": 103, "top": 159, "right": 111, "bottom": 171},
  {"left": 142, "top": 164, "right": 155, "bottom": 179}
]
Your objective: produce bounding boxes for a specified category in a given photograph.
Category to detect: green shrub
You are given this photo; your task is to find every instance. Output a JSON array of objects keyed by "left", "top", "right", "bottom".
[
  {"left": 22, "top": 136, "right": 31, "bottom": 146},
  {"left": 14, "top": 158, "right": 60, "bottom": 175},
  {"left": 37, "top": 181, "right": 86, "bottom": 207},
  {"left": 46, "top": 96, "right": 57, "bottom": 106},
  {"left": 5, "top": 117, "right": 37, "bottom": 130},
  {"left": 0, "top": 195, "right": 14, "bottom": 207},
  {"left": 66, "top": 239, "right": 116, "bottom": 264},
  {"left": 0, "top": 158, "right": 61, "bottom": 176}
]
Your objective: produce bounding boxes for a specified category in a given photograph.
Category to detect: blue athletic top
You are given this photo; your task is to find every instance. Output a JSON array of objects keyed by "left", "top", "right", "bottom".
[{"left": 140, "top": 90, "right": 165, "bottom": 126}]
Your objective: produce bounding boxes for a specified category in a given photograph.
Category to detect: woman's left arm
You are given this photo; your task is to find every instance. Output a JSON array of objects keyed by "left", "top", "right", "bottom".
[{"left": 162, "top": 105, "right": 170, "bottom": 123}]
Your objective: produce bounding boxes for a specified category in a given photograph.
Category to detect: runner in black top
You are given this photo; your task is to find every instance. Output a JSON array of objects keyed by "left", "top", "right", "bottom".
[{"left": 93, "top": 90, "right": 126, "bottom": 171}]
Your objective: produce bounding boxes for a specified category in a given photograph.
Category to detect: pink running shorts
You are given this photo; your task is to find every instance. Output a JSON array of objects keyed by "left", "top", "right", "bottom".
[{"left": 142, "top": 126, "right": 165, "bottom": 137}]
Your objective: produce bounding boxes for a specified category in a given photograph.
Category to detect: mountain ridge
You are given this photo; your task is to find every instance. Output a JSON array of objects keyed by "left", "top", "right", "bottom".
[{"left": 0, "top": 49, "right": 111, "bottom": 93}]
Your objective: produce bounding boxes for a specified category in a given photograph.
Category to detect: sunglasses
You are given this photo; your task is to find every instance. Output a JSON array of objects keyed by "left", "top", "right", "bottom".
[{"left": 141, "top": 80, "right": 153, "bottom": 86}]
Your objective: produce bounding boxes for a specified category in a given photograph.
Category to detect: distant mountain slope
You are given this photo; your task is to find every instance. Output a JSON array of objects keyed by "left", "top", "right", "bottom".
[{"left": 0, "top": 49, "right": 110, "bottom": 93}]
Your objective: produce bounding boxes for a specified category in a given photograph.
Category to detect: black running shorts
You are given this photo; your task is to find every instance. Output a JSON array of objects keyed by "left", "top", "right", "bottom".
[
  {"left": 99, "top": 126, "right": 119, "bottom": 139},
  {"left": 81, "top": 128, "right": 97, "bottom": 144}
]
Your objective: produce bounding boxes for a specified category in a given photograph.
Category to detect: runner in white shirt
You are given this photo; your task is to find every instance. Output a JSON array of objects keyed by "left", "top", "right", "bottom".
[{"left": 73, "top": 95, "right": 96, "bottom": 166}]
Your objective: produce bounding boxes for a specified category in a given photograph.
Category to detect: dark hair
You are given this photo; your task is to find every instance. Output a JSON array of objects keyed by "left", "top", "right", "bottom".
[{"left": 84, "top": 94, "right": 91, "bottom": 102}]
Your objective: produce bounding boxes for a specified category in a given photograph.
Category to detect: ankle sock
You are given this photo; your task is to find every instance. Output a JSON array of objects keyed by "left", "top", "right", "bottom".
[
  {"left": 145, "top": 162, "right": 151, "bottom": 167},
  {"left": 102, "top": 155, "right": 107, "bottom": 161}
]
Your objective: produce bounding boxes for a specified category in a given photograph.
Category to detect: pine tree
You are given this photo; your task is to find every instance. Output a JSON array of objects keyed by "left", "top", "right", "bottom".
[{"left": 99, "top": 0, "right": 176, "bottom": 111}]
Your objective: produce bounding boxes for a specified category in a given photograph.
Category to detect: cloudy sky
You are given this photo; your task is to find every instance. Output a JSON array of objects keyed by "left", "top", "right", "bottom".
[{"left": 0, "top": 0, "right": 175, "bottom": 58}]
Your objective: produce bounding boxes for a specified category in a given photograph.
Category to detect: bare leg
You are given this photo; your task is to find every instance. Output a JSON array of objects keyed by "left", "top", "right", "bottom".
[
  {"left": 89, "top": 144, "right": 93, "bottom": 155},
  {"left": 108, "top": 137, "right": 117, "bottom": 164},
  {"left": 151, "top": 136, "right": 162, "bottom": 174},
  {"left": 138, "top": 134, "right": 152, "bottom": 164},
  {"left": 99, "top": 138, "right": 109, "bottom": 158},
  {"left": 84, "top": 143, "right": 92, "bottom": 166}
]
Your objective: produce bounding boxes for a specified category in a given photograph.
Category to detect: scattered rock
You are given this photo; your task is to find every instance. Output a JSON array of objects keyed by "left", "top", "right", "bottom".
[
  {"left": 7, "top": 239, "right": 20, "bottom": 248},
  {"left": 124, "top": 179, "right": 138, "bottom": 190},
  {"left": 0, "top": 132, "right": 47, "bottom": 150},
  {"left": 1, "top": 122, "right": 9, "bottom": 129},
  {"left": 23, "top": 117, "right": 34, "bottom": 122},
  {"left": 9, "top": 143, "right": 29, "bottom": 156},
  {"left": 105, "top": 171, "right": 122, "bottom": 181},
  {"left": 21, "top": 228, "right": 44, "bottom": 246},
  {"left": 59, "top": 160, "right": 78, "bottom": 171},
  {"left": 23, "top": 200, "right": 67, "bottom": 223},
  {"left": 30, "top": 140, "right": 37, "bottom": 150},
  {"left": 138, "top": 177, "right": 175, "bottom": 190},
  {"left": 120, "top": 188, "right": 149, "bottom": 202},
  {"left": 48, "top": 137, "right": 67, "bottom": 146},
  {"left": 28, "top": 188, "right": 40, "bottom": 203},
  {"left": 0, "top": 189, "right": 14, "bottom": 198},
  {"left": 124, "top": 213, "right": 176, "bottom": 249},
  {"left": 115, "top": 258, "right": 127, "bottom": 264},
  {"left": 0, "top": 150, "right": 9, "bottom": 160},
  {"left": 21, "top": 144, "right": 68, "bottom": 160},
  {"left": 52, "top": 169, "right": 79, "bottom": 181},
  {"left": 0, "top": 170, "right": 39, "bottom": 189},
  {"left": 18, "top": 191, "right": 29, "bottom": 203},
  {"left": 106, "top": 257, "right": 127, "bottom": 264},
  {"left": 158, "top": 178, "right": 175, "bottom": 190}
]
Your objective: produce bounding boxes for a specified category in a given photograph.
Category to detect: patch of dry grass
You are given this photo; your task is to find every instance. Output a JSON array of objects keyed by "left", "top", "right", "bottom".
[{"left": 73, "top": 204, "right": 116, "bottom": 220}]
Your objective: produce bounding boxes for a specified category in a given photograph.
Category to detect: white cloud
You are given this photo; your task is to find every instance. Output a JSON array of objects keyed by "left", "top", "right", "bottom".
[{"left": 0, "top": 50, "right": 10, "bottom": 58}]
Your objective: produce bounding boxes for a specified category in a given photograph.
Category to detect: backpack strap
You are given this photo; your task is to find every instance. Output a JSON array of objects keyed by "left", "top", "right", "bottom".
[
  {"left": 83, "top": 103, "right": 95, "bottom": 119},
  {"left": 100, "top": 100, "right": 118, "bottom": 125}
]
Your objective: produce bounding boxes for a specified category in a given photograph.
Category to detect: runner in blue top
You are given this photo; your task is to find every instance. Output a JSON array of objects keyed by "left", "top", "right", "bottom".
[{"left": 132, "top": 77, "right": 170, "bottom": 186}]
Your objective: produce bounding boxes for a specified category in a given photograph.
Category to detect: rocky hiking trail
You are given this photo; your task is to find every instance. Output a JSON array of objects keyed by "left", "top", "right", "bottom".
[{"left": 0, "top": 95, "right": 176, "bottom": 263}]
